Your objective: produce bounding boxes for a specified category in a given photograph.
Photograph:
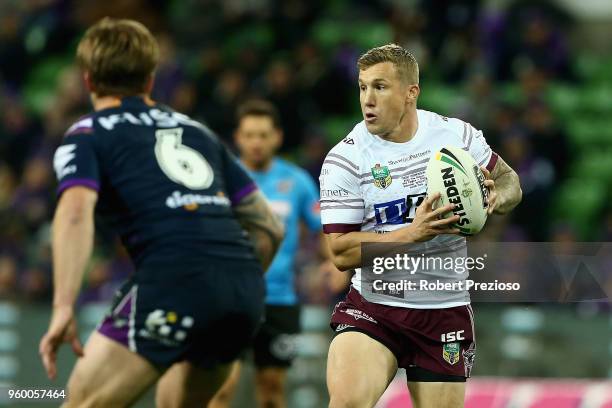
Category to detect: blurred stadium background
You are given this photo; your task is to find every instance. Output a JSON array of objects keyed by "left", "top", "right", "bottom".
[{"left": 0, "top": 0, "right": 611, "bottom": 407}]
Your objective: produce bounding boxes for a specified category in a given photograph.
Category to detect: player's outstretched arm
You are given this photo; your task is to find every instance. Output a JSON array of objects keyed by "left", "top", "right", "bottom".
[
  {"left": 481, "top": 155, "right": 522, "bottom": 215},
  {"left": 233, "top": 190, "right": 284, "bottom": 271},
  {"left": 40, "top": 186, "right": 97, "bottom": 379},
  {"left": 326, "top": 193, "right": 459, "bottom": 271}
]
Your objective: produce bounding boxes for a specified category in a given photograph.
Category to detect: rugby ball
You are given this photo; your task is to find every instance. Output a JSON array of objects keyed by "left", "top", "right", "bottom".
[{"left": 425, "top": 146, "right": 489, "bottom": 235}]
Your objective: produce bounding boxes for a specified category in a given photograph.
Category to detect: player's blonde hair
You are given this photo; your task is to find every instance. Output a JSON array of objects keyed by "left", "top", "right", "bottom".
[
  {"left": 357, "top": 44, "right": 419, "bottom": 84},
  {"left": 76, "top": 17, "right": 160, "bottom": 97}
]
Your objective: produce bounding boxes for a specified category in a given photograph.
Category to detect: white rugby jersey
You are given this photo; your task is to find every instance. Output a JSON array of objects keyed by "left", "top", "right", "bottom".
[{"left": 320, "top": 109, "right": 498, "bottom": 309}]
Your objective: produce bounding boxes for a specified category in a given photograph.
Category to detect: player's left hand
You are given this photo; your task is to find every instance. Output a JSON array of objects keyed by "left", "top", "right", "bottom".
[
  {"left": 480, "top": 166, "right": 497, "bottom": 215},
  {"left": 39, "top": 305, "right": 84, "bottom": 380}
]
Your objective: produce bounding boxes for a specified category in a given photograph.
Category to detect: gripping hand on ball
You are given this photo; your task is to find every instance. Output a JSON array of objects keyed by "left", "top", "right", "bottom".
[
  {"left": 405, "top": 192, "right": 461, "bottom": 242},
  {"left": 480, "top": 166, "right": 497, "bottom": 215}
]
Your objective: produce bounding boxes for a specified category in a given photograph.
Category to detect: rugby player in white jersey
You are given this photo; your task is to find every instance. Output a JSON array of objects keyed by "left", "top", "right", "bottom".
[{"left": 320, "top": 44, "right": 522, "bottom": 408}]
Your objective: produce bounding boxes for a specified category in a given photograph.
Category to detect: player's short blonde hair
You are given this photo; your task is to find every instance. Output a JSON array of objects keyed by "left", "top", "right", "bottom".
[
  {"left": 76, "top": 17, "right": 159, "bottom": 97},
  {"left": 357, "top": 44, "right": 419, "bottom": 84}
]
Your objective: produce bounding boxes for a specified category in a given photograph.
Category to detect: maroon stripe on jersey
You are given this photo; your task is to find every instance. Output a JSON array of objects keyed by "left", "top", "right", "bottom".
[
  {"left": 485, "top": 152, "right": 499, "bottom": 172},
  {"left": 323, "top": 223, "right": 361, "bottom": 233}
]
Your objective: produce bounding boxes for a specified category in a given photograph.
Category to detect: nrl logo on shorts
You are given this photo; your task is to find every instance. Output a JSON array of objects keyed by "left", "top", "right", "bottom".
[
  {"left": 371, "top": 164, "right": 392, "bottom": 189},
  {"left": 443, "top": 342, "right": 461, "bottom": 365}
]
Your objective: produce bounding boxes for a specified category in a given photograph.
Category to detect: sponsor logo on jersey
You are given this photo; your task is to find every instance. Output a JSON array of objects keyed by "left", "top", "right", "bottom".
[
  {"left": 388, "top": 150, "right": 431, "bottom": 165},
  {"left": 53, "top": 144, "right": 77, "bottom": 179},
  {"left": 343, "top": 137, "right": 354, "bottom": 144},
  {"left": 374, "top": 194, "right": 426, "bottom": 225},
  {"left": 276, "top": 180, "right": 294, "bottom": 193},
  {"left": 374, "top": 198, "right": 406, "bottom": 225},
  {"left": 341, "top": 308, "right": 377, "bottom": 324},
  {"left": 320, "top": 188, "right": 350, "bottom": 198},
  {"left": 165, "top": 190, "right": 230, "bottom": 210},
  {"left": 371, "top": 164, "right": 392, "bottom": 189},
  {"left": 443, "top": 342, "right": 461, "bottom": 365}
]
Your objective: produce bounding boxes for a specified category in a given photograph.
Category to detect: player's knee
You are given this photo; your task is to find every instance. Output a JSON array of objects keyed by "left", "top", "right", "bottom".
[
  {"left": 328, "top": 380, "right": 377, "bottom": 408},
  {"left": 328, "top": 393, "right": 370, "bottom": 408}
]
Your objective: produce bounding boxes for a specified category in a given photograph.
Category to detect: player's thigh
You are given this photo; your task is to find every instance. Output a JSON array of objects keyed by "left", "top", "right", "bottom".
[
  {"left": 407, "top": 381, "right": 465, "bottom": 408},
  {"left": 156, "top": 360, "right": 231, "bottom": 408},
  {"left": 327, "top": 331, "right": 397, "bottom": 408},
  {"left": 66, "top": 331, "right": 160, "bottom": 407},
  {"left": 208, "top": 360, "right": 242, "bottom": 408}
]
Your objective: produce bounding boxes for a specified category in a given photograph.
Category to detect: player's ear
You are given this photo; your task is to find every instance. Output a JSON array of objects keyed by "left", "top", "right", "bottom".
[
  {"left": 233, "top": 128, "right": 239, "bottom": 145},
  {"left": 274, "top": 128, "right": 284, "bottom": 149},
  {"left": 406, "top": 84, "right": 420, "bottom": 105},
  {"left": 83, "top": 71, "right": 94, "bottom": 92}
]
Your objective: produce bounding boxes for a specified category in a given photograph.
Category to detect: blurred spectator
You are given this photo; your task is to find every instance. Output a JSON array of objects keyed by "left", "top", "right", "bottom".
[
  {"left": 259, "top": 59, "right": 308, "bottom": 151},
  {"left": 0, "top": 255, "right": 18, "bottom": 300},
  {"left": 10, "top": 156, "right": 53, "bottom": 233},
  {"left": 200, "top": 68, "right": 248, "bottom": 140},
  {"left": 21, "top": 266, "right": 51, "bottom": 302},
  {"left": 501, "top": 133, "right": 555, "bottom": 240},
  {"left": 523, "top": 102, "right": 570, "bottom": 178},
  {"left": 0, "top": 96, "right": 44, "bottom": 175},
  {"left": 0, "top": 164, "right": 16, "bottom": 211}
]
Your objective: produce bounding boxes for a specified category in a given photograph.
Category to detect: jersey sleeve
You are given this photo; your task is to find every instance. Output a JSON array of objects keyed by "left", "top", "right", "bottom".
[
  {"left": 462, "top": 122, "right": 498, "bottom": 172},
  {"left": 53, "top": 130, "right": 101, "bottom": 196},
  {"left": 319, "top": 150, "right": 364, "bottom": 233},
  {"left": 297, "top": 170, "right": 321, "bottom": 232},
  {"left": 220, "top": 144, "right": 257, "bottom": 206}
]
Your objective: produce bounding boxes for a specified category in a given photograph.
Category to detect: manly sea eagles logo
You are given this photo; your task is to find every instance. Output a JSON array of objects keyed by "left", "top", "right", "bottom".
[{"left": 371, "top": 164, "right": 392, "bottom": 189}]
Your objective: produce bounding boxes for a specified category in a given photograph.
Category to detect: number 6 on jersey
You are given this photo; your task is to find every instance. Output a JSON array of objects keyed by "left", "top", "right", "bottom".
[{"left": 154, "top": 128, "right": 214, "bottom": 190}]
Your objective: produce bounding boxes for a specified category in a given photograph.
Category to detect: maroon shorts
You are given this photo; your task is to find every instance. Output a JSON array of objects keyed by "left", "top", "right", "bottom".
[{"left": 330, "top": 287, "right": 476, "bottom": 380}]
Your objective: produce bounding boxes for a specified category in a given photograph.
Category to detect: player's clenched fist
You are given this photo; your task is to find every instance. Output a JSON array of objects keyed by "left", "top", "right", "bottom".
[{"left": 403, "top": 192, "right": 460, "bottom": 242}]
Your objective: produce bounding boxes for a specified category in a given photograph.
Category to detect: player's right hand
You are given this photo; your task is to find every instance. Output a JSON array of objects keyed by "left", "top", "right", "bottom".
[
  {"left": 404, "top": 192, "right": 461, "bottom": 242},
  {"left": 39, "top": 305, "right": 84, "bottom": 380}
]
